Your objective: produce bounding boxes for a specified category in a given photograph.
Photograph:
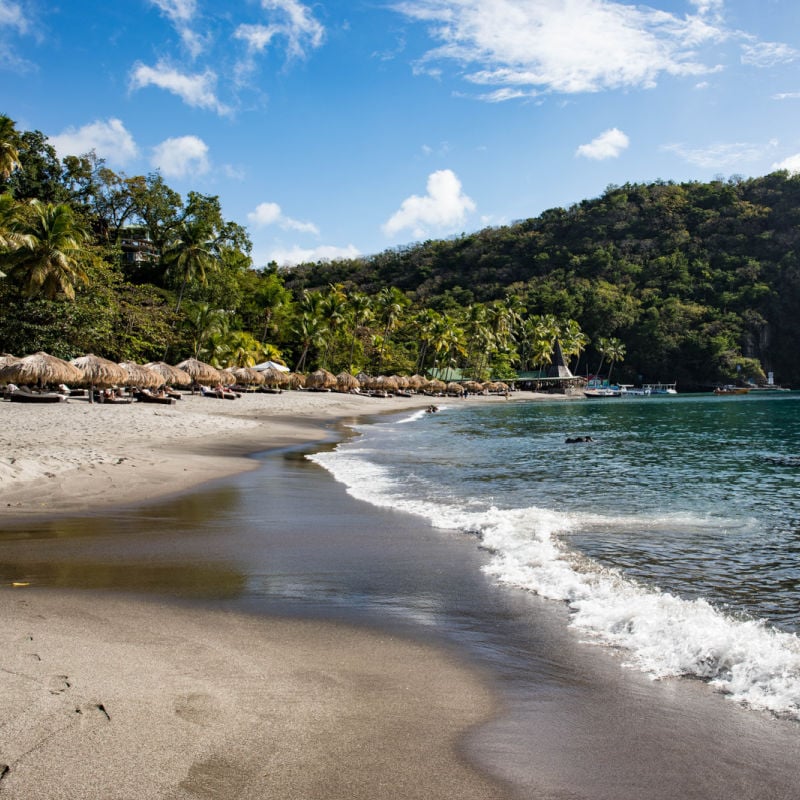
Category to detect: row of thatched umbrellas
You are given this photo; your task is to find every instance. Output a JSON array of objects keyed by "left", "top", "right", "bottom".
[{"left": 0, "top": 352, "right": 508, "bottom": 399}]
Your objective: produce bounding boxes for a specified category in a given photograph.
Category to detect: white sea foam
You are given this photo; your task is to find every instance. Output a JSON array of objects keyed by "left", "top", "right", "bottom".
[{"left": 309, "top": 445, "right": 800, "bottom": 719}]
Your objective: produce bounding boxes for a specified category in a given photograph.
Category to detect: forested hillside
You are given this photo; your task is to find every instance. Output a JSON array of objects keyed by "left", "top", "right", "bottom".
[
  {"left": 2, "top": 112, "right": 799, "bottom": 389},
  {"left": 285, "top": 174, "right": 800, "bottom": 388}
]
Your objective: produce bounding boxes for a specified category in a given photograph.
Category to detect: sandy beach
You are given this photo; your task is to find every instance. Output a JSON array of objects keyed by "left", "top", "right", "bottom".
[
  {"left": 0, "top": 389, "right": 519, "bottom": 518},
  {"left": 0, "top": 389, "right": 525, "bottom": 798}
]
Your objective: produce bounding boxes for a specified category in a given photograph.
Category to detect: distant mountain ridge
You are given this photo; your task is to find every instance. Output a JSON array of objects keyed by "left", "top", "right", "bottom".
[{"left": 284, "top": 172, "right": 800, "bottom": 388}]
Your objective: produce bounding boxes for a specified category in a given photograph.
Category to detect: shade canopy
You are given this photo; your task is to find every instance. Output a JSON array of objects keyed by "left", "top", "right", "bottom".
[
  {"left": 71, "top": 354, "right": 129, "bottom": 388},
  {"left": 144, "top": 361, "right": 192, "bottom": 386},
  {"left": 306, "top": 369, "right": 337, "bottom": 389},
  {"left": 0, "top": 351, "right": 83, "bottom": 386},
  {"left": 336, "top": 371, "right": 359, "bottom": 391},
  {"left": 253, "top": 360, "right": 290, "bottom": 373},
  {"left": 119, "top": 361, "right": 161, "bottom": 388},
  {"left": 261, "top": 366, "right": 289, "bottom": 387},
  {"left": 174, "top": 358, "right": 221, "bottom": 385},
  {"left": 232, "top": 367, "right": 265, "bottom": 385}
]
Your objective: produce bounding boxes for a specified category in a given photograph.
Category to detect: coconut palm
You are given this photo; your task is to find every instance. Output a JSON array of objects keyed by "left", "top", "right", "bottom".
[
  {"left": 374, "top": 286, "right": 409, "bottom": 374},
  {"left": 163, "top": 218, "right": 217, "bottom": 313},
  {"left": 6, "top": 200, "right": 90, "bottom": 299},
  {"left": 0, "top": 115, "right": 21, "bottom": 180},
  {"left": 347, "top": 291, "right": 373, "bottom": 372},
  {"left": 601, "top": 337, "right": 627, "bottom": 382},
  {"left": 293, "top": 312, "right": 329, "bottom": 373}
]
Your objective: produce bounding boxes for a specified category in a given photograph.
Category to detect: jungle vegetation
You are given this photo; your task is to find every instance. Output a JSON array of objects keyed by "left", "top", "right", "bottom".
[{"left": 2, "top": 113, "right": 798, "bottom": 389}]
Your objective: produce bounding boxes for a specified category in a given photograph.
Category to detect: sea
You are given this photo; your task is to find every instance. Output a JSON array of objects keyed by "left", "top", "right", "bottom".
[{"left": 310, "top": 392, "right": 800, "bottom": 720}]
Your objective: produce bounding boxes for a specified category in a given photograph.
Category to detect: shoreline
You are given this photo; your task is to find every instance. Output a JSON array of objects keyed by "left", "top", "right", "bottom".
[
  {"left": 0, "top": 389, "right": 549, "bottom": 798},
  {"left": 0, "top": 389, "right": 544, "bottom": 520}
]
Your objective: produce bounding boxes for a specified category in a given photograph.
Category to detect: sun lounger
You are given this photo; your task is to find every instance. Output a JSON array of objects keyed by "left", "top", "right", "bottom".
[{"left": 8, "top": 388, "right": 67, "bottom": 403}]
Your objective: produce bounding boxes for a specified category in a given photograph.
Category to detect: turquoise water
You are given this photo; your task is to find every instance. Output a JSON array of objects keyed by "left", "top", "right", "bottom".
[{"left": 311, "top": 393, "right": 800, "bottom": 718}]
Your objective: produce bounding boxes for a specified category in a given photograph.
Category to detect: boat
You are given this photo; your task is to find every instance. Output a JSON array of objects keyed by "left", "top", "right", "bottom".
[
  {"left": 620, "top": 385, "right": 652, "bottom": 397},
  {"left": 713, "top": 385, "right": 750, "bottom": 395},
  {"left": 583, "top": 387, "right": 622, "bottom": 398},
  {"left": 583, "top": 379, "right": 622, "bottom": 398},
  {"left": 643, "top": 382, "right": 677, "bottom": 395}
]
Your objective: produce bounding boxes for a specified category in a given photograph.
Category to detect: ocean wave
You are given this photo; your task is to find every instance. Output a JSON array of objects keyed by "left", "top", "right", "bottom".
[{"left": 309, "top": 445, "right": 800, "bottom": 720}]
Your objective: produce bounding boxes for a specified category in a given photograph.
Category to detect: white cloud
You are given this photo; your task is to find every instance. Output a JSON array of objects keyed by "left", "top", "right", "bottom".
[
  {"left": 383, "top": 169, "right": 476, "bottom": 238},
  {"left": 688, "top": 0, "right": 723, "bottom": 19},
  {"left": 394, "top": 0, "right": 725, "bottom": 98},
  {"left": 663, "top": 140, "right": 778, "bottom": 169},
  {"left": 576, "top": 127, "right": 629, "bottom": 160},
  {"left": 129, "top": 60, "right": 230, "bottom": 115},
  {"left": 773, "top": 92, "right": 800, "bottom": 100},
  {"left": 772, "top": 154, "right": 800, "bottom": 174},
  {"left": 0, "top": 1, "right": 28, "bottom": 33},
  {"left": 234, "top": 0, "right": 324, "bottom": 60},
  {"left": 151, "top": 135, "right": 209, "bottom": 178},
  {"left": 268, "top": 243, "right": 361, "bottom": 267},
  {"left": 147, "top": 0, "right": 205, "bottom": 57},
  {"left": 741, "top": 41, "right": 799, "bottom": 68},
  {"left": 247, "top": 201, "right": 319, "bottom": 235},
  {"left": 49, "top": 118, "right": 138, "bottom": 167},
  {"left": 148, "top": 0, "right": 195, "bottom": 24}
]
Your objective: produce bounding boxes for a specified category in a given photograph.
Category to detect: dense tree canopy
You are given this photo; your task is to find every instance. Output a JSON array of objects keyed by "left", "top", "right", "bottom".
[{"left": 1, "top": 113, "right": 798, "bottom": 389}]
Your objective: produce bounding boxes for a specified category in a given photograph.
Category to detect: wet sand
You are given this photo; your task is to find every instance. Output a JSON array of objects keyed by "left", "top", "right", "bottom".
[
  {"left": 0, "top": 589, "right": 505, "bottom": 799},
  {"left": 0, "top": 389, "right": 528, "bottom": 798}
]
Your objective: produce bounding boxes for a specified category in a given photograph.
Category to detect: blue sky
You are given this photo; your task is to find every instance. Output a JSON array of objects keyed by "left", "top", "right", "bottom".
[{"left": 2, "top": 0, "right": 800, "bottom": 267}]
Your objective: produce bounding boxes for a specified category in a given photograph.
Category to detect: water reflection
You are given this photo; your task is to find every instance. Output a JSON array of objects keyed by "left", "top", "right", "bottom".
[
  {"left": 0, "top": 485, "right": 243, "bottom": 542},
  {"left": 0, "top": 559, "right": 245, "bottom": 597}
]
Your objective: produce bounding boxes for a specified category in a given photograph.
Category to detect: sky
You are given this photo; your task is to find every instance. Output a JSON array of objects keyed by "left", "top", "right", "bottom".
[{"left": 2, "top": 0, "right": 800, "bottom": 268}]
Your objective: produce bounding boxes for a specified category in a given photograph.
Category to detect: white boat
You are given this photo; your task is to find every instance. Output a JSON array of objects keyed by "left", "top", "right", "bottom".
[
  {"left": 620, "top": 385, "right": 652, "bottom": 397},
  {"left": 643, "top": 382, "right": 677, "bottom": 395},
  {"left": 584, "top": 388, "right": 622, "bottom": 398}
]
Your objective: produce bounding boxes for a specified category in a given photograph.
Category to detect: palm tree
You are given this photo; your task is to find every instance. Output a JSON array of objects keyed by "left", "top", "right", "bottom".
[
  {"left": 293, "top": 313, "right": 329, "bottom": 373},
  {"left": 414, "top": 308, "right": 441, "bottom": 375},
  {"left": 183, "top": 301, "right": 228, "bottom": 359},
  {"left": 603, "top": 337, "right": 627, "bottom": 382},
  {"left": 560, "top": 319, "right": 590, "bottom": 373},
  {"left": 347, "top": 292, "right": 373, "bottom": 372},
  {"left": 163, "top": 218, "right": 217, "bottom": 314},
  {"left": 7, "top": 200, "right": 90, "bottom": 299},
  {"left": 219, "top": 330, "right": 266, "bottom": 368},
  {"left": 374, "top": 286, "right": 409, "bottom": 374},
  {"left": 0, "top": 115, "right": 21, "bottom": 181}
]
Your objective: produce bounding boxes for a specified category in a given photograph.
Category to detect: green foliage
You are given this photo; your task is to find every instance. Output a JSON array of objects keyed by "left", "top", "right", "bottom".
[{"left": 3, "top": 112, "right": 800, "bottom": 388}]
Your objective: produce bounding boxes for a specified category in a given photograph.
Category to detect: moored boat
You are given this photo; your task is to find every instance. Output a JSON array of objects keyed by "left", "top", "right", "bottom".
[{"left": 714, "top": 385, "right": 750, "bottom": 395}]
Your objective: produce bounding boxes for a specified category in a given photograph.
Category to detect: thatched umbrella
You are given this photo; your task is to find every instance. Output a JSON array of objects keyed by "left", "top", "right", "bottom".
[
  {"left": 175, "top": 358, "right": 221, "bottom": 389},
  {"left": 306, "top": 368, "right": 337, "bottom": 390},
  {"left": 376, "top": 375, "right": 399, "bottom": 394},
  {"left": 425, "top": 378, "right": 446, "bottom": 394},
  {"left": 0, "top": 353, "right": 20, "bottom": 369},
  {"left": 218, "top": 368, "right": 237, "bottom": 386},
  {"left": 287, "top": 372, "right": 306, "bottom": 389},
  {"left": 232, "top": 367, "right": 264, "bottom": 386},
  {"left": 446, "top": 381, "right": 463, "bottom": 396},
  {"left": 144, "top": 361, "right": 192, "bottom": 387},
  {"left": 464, "top": 380, "right": 484, "bottom": 394},
  {"left": 71, "top": 354, "right": 129, "bottom": 404},
  {"left": 0, "top": 351, "right": 83, "bottom": 388},
  {"left": 119, "top": 361, "right": 161, "bottom": 389},
  {"left": 407, "top": 374, "right": 426, "bottom": 391},
  {"left": 356, "top": 371, "right": 371, "bottom": 388},
  {"left": 393, "top": 375, "right": 410, "bottom": 390},
  {"left": 262, "top": 366, "right": 289, "bottom": 388},
  {"left": 336, "top": 371, "right": 359, "bottom": 392}
]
